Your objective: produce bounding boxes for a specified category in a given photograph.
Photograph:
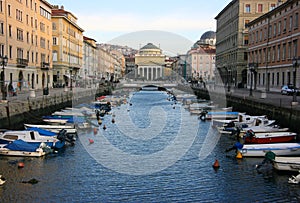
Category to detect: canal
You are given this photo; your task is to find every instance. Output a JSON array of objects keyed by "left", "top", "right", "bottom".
[{"left": 0, "top": 90, "right": 300, "bottom": 202}]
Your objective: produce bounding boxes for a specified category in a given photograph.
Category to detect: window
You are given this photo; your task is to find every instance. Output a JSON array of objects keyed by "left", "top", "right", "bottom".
[
  {"left": 293, "top": 40, "right": 298, "bottom": 57},
  {"left": 40, "top": 22, "right": 45, "bottom": 32},
  {"left": 295, "top": 13, "right": 299, "bottom": 29},
  {"left": 289, "top": 15, "right": 293, "bottom": 31},
  {"left": 17, "top": 28, "right": 23, "bottom": 41},
  {"left": 259, "top": 29, "right": 262, "bottom": 41},
  {"left": 277, "top": 72, "right": 280, "bottom": 86},
  {"left": 244, "top": 20, "right": 249, "bottom": 28},
  {"left": 26, "top": 32, "right": 29, "bottom": 43},
  {"left": 278, "top": 21, "right": 281, "bottom": 35},
  {"left": 0, "top": 1, "right": 3, "bottom": 12},
  {"left": 258, "top": 4, "right": 263, "bottom": 12},
  {"left": 272, "top": 46, "right": 275, "bottom": 62},
  {"left": 8, "top": 25, "right": 11, "bottom": 37},
  {"left": 277, "top": 45, "right": 280, "bottom": 61},
  {"left": 273, "top": 23, "right": 277, "bottom": 37},
  {"left": 282, "top": 43, "right": 286, "bottom": 60},
  {"left": 283, "top": 18, "right": 287, "bottom": 32},
  {"left": 0, "top": 44, "right": 4, "bottom": 56},
  {"left": 52, "top": 22, "right": 56, "bottom": 30},
  {"left": 288, "top": 42, "right": 292, "bottom": 59},
  {"left": 40, "top": 37, "right": 45, "bottom": 48},
  {"left": 8, "top": 5, "right": 10, "bottom": 16},
  {"left": 16, "top": 9, "right": 22, "bottom": 21},
  {"left": 245, "top": 4, "right": 250, "bottom": 13},
  {"left": 53, "top": 51, "right": 57, "bottom": 61},
  {"left": 9, "top": 45, "right": 12, "bottom": 58},
  {"left": 17, "top": 48, "right": 23, "bottom": 59},
  {"left": 53, "top": 37, "right": 57, "bottom": 45},
  {"left": 0, "top": 22, "right": 3, "bottom": 35}
]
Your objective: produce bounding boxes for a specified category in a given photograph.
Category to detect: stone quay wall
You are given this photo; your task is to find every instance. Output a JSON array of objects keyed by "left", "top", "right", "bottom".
[
  {"left": 193, "top": 88, "right": 300, "bottom": 134},
  {"left": 0, "top": 87, "right": 110, "bottom": 129}
]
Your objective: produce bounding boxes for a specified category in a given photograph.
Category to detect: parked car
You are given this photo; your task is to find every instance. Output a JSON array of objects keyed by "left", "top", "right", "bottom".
[{"left": 281, "top": 85, "right": 299, "bottom": 95}]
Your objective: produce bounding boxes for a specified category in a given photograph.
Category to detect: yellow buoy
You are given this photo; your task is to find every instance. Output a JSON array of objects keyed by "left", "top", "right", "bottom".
[{"left": 236, "top": 151, "right": 243, "bottom": 159}]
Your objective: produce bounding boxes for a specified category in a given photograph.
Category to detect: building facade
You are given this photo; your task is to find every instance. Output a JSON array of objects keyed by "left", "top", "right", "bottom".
[
  {"left": 82, "top": 36, "right": 98, "bottom": 88},
  {"left": 52, "top": 5, "right": 84, "bottom": 88},
  {"left": 187, "top": 31, "right": 216, "bottom": 84},
  {"left": 0, "top": 0, "right": 53, "bottom": 94},
  {"left": 247, "top": 0, "right": 300, "bottom": 92},
  {"left": 215, "top": 0, "right": 285, "bottom": 89},
  {"left": 135, "top": 43, "right": 166, "bottom": 80}
]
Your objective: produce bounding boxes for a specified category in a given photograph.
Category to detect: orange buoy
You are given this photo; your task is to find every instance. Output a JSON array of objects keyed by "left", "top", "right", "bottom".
[
  {"left": 103, "top": 125, "right": 107, "bottom": 130},
  {"left": 88, "top": 138, "right": 94, "bottom": 144},
  {"left": 212, "top": 159, "right": 220, "bottom": 169},
  {"left": 236, "top": 151, "right": 243, "bottom": 159},
  {"left": 93, "top": 128, "right": 98, "bottom": 135},
  {"left": 18, "top": 162, "right": 25, "bottom": 168}
]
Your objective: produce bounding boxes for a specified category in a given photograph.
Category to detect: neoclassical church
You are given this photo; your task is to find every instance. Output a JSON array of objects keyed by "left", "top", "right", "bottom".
[{"left": 135, "top": 43, "right": 166, "bottom": 80}]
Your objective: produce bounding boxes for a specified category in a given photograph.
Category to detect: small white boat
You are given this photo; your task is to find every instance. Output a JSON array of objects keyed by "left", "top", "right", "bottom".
[
  {"left": 273, "top": 156, "right": 300, "bottom": 172},
  {"left": 43, "top": 119, "right": 68, "bottom": 125},
  {"left": 24, "top": 124, "right": 77, "bottom": 134},
  {"left": 0, "top": 140, "right": 51, "bottom": 157},
  {"left": 0, "top": 129, "right": 65, "bottom": 149},
  {"left": 0, "top": 175, "right": 6, "bottom": 185},
  {"left": 238, "top": 143, "right": 300, "bottom": 157}
]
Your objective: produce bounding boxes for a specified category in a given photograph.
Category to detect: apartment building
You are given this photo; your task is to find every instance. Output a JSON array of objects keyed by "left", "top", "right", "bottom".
[
  {"left": 187, "top": 31, "right": 216, "bottom": 84},
  {"left": 82, "top": 36, "right": 98, "bottom": 88},
  {"left": 247, "top": 0, "right": 300, "bottom": 92},
  {"left": 215, "top": 0, "right": 285, "bottom": 89},
  {"left": 0, "top": 0, "right": 52, "bottom": 92},
  {"left": 52, "top": 5, "right": 84, "bottom": 88}
]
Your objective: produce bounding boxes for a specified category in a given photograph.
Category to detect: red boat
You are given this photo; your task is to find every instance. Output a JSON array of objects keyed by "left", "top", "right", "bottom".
[{"left": 243, "top": 130, "right": 297, "bottom": 144}]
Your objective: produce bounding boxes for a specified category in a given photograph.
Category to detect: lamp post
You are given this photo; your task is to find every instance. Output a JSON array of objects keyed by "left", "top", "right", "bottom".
[
  {"left": 292, "top": 57, "right": 299, "bottom": 104},
  {"left": 84, "top": 69, "right": 87, "bottom": 88},
  {"left": 69, "top": 67, "right": 73, "bottom": 91},
  {"left": 1, "top": 55, "right": 8, "bottom": 100},
  {"left": 249, "top": 63, "right": 257, "bottom": 97}
]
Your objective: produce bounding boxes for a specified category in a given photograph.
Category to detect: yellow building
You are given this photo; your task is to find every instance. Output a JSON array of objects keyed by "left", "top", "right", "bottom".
[
  {"left": 0, "top": 0, "right": 52, "bottom": 93},
  {"left": 52, "top": 5, "right": 84, "bottom": 88},
  {"left": 135, "top": 43, "right": 166, "bottom": 80}
]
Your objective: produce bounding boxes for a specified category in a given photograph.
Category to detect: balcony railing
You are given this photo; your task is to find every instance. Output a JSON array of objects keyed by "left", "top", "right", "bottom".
[{"left": 16, "top": 58, "right": 28, "bottom": 67}]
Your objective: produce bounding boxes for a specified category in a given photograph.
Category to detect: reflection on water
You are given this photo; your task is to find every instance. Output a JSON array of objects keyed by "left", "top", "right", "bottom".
[{"left": 0, "top": 90, "right": 300, "bottom": 202}]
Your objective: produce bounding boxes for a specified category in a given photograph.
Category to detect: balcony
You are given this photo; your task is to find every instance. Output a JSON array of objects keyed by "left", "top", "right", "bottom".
[
  {"left": 41, "top": 62, "right": 50, "bottom": 70},
  {"left": 16, "top": 58, "right": 28, "bottom": 67}
]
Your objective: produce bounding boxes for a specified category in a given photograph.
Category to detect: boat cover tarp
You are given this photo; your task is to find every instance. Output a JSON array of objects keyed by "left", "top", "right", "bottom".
[
  {"left": 25, "top": 127, "right": 56, "bottom": 136},
  {"left": 5, "top": 139, "right": 37, "bottom": 152}
]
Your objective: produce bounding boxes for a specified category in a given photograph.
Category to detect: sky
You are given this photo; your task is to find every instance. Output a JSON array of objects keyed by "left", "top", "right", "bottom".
[{"left": 49, "top": 0, "right": 232, "bottom": 54}]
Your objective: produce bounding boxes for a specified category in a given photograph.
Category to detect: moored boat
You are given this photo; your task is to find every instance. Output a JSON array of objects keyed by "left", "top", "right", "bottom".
[
  {"left": 238, "top": 143, "right": 300, "bottom": 157},
  {"left": 0, "top": 140, "right": 51, "bottom": 157},
  {"left": 243, "top": 130, "right": 297, "bottom": 144},
  {"left": 0, "top": 129, "right": 66, "bottom": 149},
  {"left": 24, "top": 124, "right": 77, "bottom": 134},
  {"left": 272, "top": 156, "right": 300, "bottom": 172}
]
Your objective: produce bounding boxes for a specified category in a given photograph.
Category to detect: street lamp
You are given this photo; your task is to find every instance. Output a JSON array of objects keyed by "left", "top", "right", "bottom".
[
  {"left": 84, "top": 69, "right": 87, "bottom": 88},
  {"left": 292, "top": 57, "right": 299, "bottom": 104},
  {"left": 69, "top": 67, "right": 73, "bottom": 91},
  {"left": 1, "top": 55, "right": 8, "bottom": 100},
  {"left": 249, "top": 63, "right": 257, "bottom": 97}
]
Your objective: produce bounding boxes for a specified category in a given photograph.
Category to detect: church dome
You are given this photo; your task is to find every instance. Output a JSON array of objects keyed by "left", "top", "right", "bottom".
[
  {"left": 140, "top": 43, "right": 160, "bottom": 50},
  {"left": 200, "top": 31, "right": 216, "bottom": 40}
]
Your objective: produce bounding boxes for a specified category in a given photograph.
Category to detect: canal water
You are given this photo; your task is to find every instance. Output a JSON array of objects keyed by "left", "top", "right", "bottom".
[{"left": 0, "top": 90, "right": 300, "bottom": 202}]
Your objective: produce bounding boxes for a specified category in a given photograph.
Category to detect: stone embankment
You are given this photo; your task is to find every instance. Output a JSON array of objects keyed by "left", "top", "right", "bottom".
[
  {"left": 192, "top": 87, "right": 300, "bottom": 134},
  {"left": 0, "top": 86, "right": 110, "bottom": 129}
]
